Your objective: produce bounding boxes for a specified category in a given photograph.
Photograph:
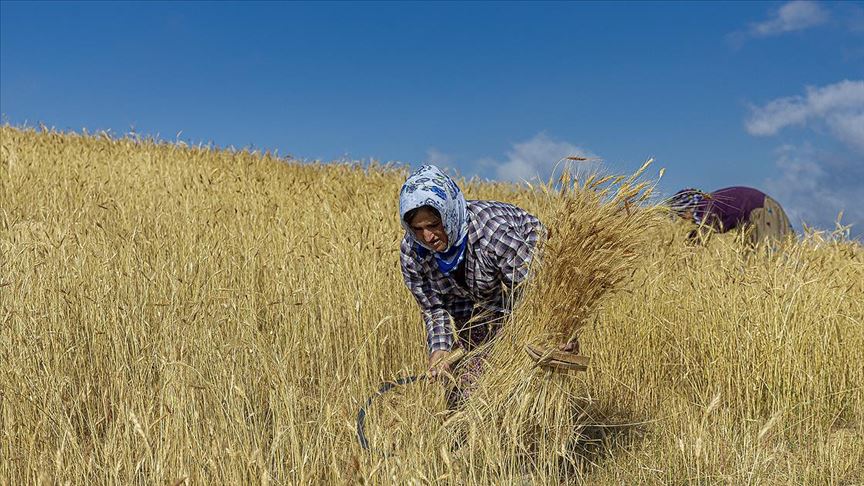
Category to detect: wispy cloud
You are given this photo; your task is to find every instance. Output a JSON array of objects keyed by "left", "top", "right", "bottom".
[
  {"left": 763, "top": 144, "right": 864, "bottom": 235},
  {"left": 751, "top": 0, "right": 829, "bottom": 37},
  {"left": 425, "top": 147, "right": 453, "bottom": 166},
  {"left": 745, "top": 79, "right": 864, "bottom": 154},
  {"left": 491, "top": 133, "right": 598, "bottom": 183},
  {"left": 746, "top": 80, "right": 864, "bottom": 235},
  {"left": 729, "top": 1, "right": 830, "bottom": 46}
]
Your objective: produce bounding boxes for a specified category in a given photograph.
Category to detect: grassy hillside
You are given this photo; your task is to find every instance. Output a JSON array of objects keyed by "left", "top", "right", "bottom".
[{"left": 2, "top": 126, "right": 862, "bottom": 484}]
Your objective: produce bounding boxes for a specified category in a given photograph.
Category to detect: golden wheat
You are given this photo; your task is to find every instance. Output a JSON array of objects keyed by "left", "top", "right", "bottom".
[{"left": 1, "top": 125, "right": 862, "bottom": 484}]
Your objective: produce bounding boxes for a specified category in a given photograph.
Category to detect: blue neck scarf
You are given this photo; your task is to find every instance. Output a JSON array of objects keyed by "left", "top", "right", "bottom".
[{"left": 415, "top": 233, "right": 468, "bottom": 275}]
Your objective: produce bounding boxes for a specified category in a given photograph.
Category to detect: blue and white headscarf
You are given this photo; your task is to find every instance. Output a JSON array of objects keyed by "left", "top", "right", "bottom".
[
  {"left": 669, "top": 188, "right": 707, "bottom": 225},
  {"left": 399, "top": 165, "right": 469, "bottom": 275}
]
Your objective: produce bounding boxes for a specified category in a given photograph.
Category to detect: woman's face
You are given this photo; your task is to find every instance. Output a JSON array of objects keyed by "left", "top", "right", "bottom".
[{"left": 408, "top": 207, "right": 449, "bottom": 251}]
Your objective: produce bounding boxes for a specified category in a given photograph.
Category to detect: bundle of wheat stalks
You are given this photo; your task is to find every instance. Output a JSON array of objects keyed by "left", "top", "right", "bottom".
[
  {"left": 445, "top": 161, "right": 662, "bottom": 479},
  {"left": 5, "top": 127, "right": 860, "bottom": 483}
]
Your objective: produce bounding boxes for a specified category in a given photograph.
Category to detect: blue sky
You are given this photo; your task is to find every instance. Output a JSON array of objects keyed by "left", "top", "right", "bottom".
[{"left": 2, "top": 1, "right": 863, "bottom": 234}]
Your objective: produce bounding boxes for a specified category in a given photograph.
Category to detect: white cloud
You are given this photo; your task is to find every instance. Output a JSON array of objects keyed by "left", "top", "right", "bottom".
[
  {"left": 746, "top": 80, "right": 864, "bottom": 236},
  {"left": 826, "top": 111, "right": 864, "bottom": 154},
  {"left": 749, "top": 0, "right": 829, "bottom": 37},
  {"left": 492, "top": 133, "right": 599, "bottom": 183},
  {"left": 728, "top": 1, "right": 831, "bottom": 46},
  {"left": 745, "top": 79, "right": 864, "bottom": 154},
  {"left": 763, "top": 144, "right": 864, "bottom": 236},
  {"left": 425, "top": 147, "right": 453, "bottom": 166}
]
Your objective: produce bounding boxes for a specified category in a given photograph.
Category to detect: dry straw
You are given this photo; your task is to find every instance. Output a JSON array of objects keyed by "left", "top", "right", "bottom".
[
  {"left": 2, "top": 126, "right": 862, "bottom": 484},
  {"left": 448, "top": 159, "right": 663, "bottom": 479}
]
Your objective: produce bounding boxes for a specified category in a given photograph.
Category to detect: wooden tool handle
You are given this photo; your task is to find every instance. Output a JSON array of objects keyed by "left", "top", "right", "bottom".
[{"left": 525, "top": 344, "right": 590, "bottom": 372}]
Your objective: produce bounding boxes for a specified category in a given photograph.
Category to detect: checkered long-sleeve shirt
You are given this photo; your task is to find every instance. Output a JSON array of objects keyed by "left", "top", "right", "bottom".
[{"left": 400, "top": 200, "right": 544, "bottom": 355}]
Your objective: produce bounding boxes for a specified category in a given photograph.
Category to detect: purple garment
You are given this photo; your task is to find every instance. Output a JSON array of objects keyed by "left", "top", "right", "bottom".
[{"left": 693, "top": 186, "right": 768, "bottom": 233}]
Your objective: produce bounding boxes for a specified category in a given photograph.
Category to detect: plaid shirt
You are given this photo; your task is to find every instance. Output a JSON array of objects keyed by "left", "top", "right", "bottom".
[{"left": 400, "top": 200, "right": 544, "bottom": 355}]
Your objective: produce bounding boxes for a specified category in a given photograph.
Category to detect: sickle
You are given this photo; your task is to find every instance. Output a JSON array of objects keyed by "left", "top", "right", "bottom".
[
  {"left": 356, "top": 348, "right": 467, "bottom": 452},
  {"left": 356, "top": 374, "right": 424, "bottom": 451}
]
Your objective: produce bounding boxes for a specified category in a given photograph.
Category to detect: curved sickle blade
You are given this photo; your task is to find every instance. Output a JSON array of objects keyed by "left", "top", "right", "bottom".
[
  {"left": 356, "top": 374, "right": 423, "bottom": 451},
  {"left": 356, "top": 348, "right": 468, "bottom": 452}
]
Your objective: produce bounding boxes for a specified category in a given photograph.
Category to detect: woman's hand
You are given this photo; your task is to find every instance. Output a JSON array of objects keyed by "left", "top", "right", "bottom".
[
  {"left": 428, "top": 350, "right": 452, "bottom": 380},
  {"left": 558, "top": 340, "right": 580, "bottom": 354}
]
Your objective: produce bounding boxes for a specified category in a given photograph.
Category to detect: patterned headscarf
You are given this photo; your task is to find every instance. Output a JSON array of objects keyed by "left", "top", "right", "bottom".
[
  {"left": 668, "top": 188, "right": 707, "bottom": 225},
  {"left": 399, "top": 165, "right": 469, "bottom": 275}
]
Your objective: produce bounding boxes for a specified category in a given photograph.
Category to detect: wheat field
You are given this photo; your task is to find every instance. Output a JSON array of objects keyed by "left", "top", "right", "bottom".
[{"left": 1, "top": 125, "right": 862, "bottom": 484}]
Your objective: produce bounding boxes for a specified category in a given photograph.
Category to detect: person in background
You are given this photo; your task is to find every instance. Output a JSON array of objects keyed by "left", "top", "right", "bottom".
[
  {"left": 398, "top": 164, "right": 553, "bottom": 408},
  {"left": 668, "top": 186, "right": 794, "bottom": 245}
]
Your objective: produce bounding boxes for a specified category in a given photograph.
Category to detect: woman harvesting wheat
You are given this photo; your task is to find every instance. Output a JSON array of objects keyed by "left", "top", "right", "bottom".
[
  {"left": 399, "top": 165, "right": 569, "bottom": 407},
  {"left": 668, "top": 186, "right": 794, "bottom": 245}
]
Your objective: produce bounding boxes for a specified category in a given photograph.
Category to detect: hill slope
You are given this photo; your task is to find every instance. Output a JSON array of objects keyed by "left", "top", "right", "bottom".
[{"left": 2, "top": 126, "right": 862, "bottom": 484}]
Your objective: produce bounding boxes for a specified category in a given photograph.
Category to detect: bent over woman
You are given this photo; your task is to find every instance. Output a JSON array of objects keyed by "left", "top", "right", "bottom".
[
  {"left": 669, "top": 186, "right": 794, "bottom": 245},
  {"left": 399, "top": 165, "right": 544, "bottom": 407}
]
